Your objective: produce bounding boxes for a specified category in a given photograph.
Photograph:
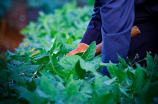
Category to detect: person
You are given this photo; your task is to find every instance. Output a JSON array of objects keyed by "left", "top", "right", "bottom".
[{"left": 67, "top": 0, "right": 158, "bottom": 77}]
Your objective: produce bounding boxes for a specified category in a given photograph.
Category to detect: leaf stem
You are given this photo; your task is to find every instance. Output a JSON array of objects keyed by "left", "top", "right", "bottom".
[{"left": 131, "top": 59, "right": 145, "bottom": 67}]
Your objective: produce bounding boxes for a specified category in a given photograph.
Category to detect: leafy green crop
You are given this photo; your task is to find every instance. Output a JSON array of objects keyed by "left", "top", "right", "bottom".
[
  {"left": 19, "top": 1, "right": 92, "bottom": 50},
  {"left": 0, "top": 2, "right": 158, "bottom": 104}
]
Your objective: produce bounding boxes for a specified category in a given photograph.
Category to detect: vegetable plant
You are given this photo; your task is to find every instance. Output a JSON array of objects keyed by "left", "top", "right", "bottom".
[{"left": 0, "top": 1, "right": 158, "bottom": 104}]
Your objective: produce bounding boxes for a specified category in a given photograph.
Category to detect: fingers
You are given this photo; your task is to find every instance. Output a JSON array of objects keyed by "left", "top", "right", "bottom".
[
  {"left": 66, "top": 49, "right": 77, "bottom": 56},
  {"left": 66, "top": 43, "right": 89, "bottom": 56}
]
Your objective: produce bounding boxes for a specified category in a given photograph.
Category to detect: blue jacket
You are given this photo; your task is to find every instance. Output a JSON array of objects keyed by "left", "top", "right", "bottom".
[
  {"left": 81, "top": 0, "right": 135, "bottom": 63},
  {"left": 80, "top": 0, "right": 158, "bottom": 76}
]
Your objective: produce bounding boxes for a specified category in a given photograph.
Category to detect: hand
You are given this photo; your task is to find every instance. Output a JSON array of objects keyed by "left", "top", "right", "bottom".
[{"left": 66, "top": 43, "right": 89, "bottom": 56}]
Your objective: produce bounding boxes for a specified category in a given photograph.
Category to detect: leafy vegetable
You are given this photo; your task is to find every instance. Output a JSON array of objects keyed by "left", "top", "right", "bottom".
[{"left": 1, "top": 2, "right": 158, "bottom": 104}]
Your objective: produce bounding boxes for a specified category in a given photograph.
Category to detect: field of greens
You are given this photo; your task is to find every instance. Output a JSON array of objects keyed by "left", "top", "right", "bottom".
[{"left": 0, "top": 2, "right": 158, "bottom": 104}]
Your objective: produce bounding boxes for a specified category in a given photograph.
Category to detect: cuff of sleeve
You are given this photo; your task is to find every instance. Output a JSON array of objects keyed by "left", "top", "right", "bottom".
[{"left": 80, "top": 19, "right": 102, "bottom": 45}]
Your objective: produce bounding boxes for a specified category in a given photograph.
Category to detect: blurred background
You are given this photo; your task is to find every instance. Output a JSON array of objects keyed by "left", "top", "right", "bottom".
[{"left": 0, "top": 0, "right": 94, "bottom": 58}]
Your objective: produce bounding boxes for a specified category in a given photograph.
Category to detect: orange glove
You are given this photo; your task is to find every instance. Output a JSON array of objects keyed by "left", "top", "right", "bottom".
[{"left": 66, "top": 43, "right": 89, "bottom": 56}]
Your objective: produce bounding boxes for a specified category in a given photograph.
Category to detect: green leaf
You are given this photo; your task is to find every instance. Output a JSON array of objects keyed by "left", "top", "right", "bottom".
[
  {"left": 88, "top": 0, "right": 95, "bottom": 5},
  {"left": 78, "top": 58, "right": 96, "bottom": 72},
  {"left": 92, "top": 90, "right": 114, "bottom": 104},
  {"left": 27, "top": 79, "right": 37, "bottom": 92},
  {"left": 49, "top": 54, "right": 58, "bottom": 72},
  {"left": 107, "top": 62, "right": 118, "bottom": 77},
  {"left": 128, "top": 66, "right": 136, "bottom": 74},
  {"left": 40, "top": 76, "right": 58, "bottom": 100},
  {"left": 59, "top": 38, "right": 69, "bottom": 54},
  {"left": 119, "top": 87, "right": 132, "bottom": 99},
  {"left": 49, "top": 38, "right": 58, "bottom": 55},
  {"left": 36, "top": 89, "right": 52, "bottom": 99},
  {"left": 39, "top": 71, "right": 57, "bottom": 84},
  {"left": 121, "top": 79, "right": 133, "bottom": 88},
  {"left": 147, "top": 52, "right": 155, "bottom": 75},
  {"left": 115, "top": 70, "right": 128, "bottom": 83},
  {"left": 142, "top": 78, "right": 151, "bottom": 92},
  {"left": 75, "top": 52, "right": 84, "bottom": 57},
  {"left": 113, "top": 83, "right": 122, "bottom": 103},
  {"left": 80, "top": 82, "right": 93, "bottom": 98},
  {"left": 132, "top": 66, "right": 146, "bottom": 94},
  {"left": 75, "top": 59, "right": 86, "bottom": 79},
  {"left": 8, "top": 64, "right": 26, "bottom": 86},
  {"left": 90, "top": 56, "right": 102, "bottom": 69},
  {"left": 38, "top": 37, "right": 50, "bottom": 47},
  {"left": 65, "top": 36, "right": 73, "bottom": 44},
  {"left": 15, "top": 64, "right": 39, "bottom": 76},
  {"left": 94, "top": 75, "right": 102, "bottom": 92},
  {"left": 58, "top": 55, "right": 80, "bottom": 69},
  {"left": 20, "top": 28, "right": 29, "bottom": 35},
  {"left": 65, "top": 76, "right": 82, "bottom": 96},
  {"left": 57, "top": 68, "right": 75, "bottom": 82},
  {"left": 82, "top": 41, "right": 96, "bottom": 62},
  {"left": 10, "top": 54, "right": 31, "bottom": 63},
  {"left": 107, "top": 62, "right": 127, "bottom": 83},
  {"left": 34, "top": 52, "right": 49, "bottom": 60},
  {"left": 118, "top": 55, "right": 128, "bottom": 70},
  {"left": 35, "top": 55, "right": 49, "bottom": 64},
  {"left": 104, "top": 77, "right": 116, "bottom": 85},
  {"left": 7, "top": 50, "right": 14, "bottom": 56},
  {"left": 15, "top": 86, "right": 41, "bottom": 103}
]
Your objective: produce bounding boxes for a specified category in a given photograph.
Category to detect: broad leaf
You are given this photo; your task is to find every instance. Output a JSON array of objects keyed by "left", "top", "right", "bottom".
[
  {"left": 147, "top": 52, "right": 155, "bottom": 75},
  {"left": 65, "top": 76, "right": 83, "bottom": 97},
  {"left": 65, "top": 36, "right": 73, "bottom": 44},
  {"left": 58, "top": 55, "right": 80, "bottom": 69},
  {"left": 94, "top": 75, "right": 102, "bottom": 92},
  {"left": 15, "top": 64, "right": 39, "bottom": 76},
  {"left": 27, "top": 79, "right": 37, "bottom": 92},
  {"left": 15, "top": 86, "right": 42, "bottom": 103},
  {"left": 118, "top": 55, "right": 128, "bottom": 70},
  {"left": 119, "top": 87, "right": 132, "bottom": 99},
  {"left": 39, "top": 76, "right": 58, "bottom": 100},
  {"left": 104, "top": 77, "right": 116, "bottom": 85},
  {"left": 75, "top": 59, "right": 86, "bottom": 79},
  {"left": 132, "top": 66, "right": 146, "bottom": 94},
  {"left": 115, "top": 70, "right": 128, "bottom": 83},
  {"left": 92, "top": 90, "right": 114, "bottom": 104},
  {"left": 82, "top": 41, "right": 96, "bottom": 62},
  {"left": 113, "top": 83, "right": 122, "bottom": 103},
  {"left": 107, "top": 62, "right": 128, "bottom": 83}
]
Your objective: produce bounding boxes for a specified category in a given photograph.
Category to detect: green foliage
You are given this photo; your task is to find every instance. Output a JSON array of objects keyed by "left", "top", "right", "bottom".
[
  {"left": 82, "top": 41, "right": 96, "bottom": 61},
  {"left": 20, "top": 2, "right": 92, "bottom": 51},
  {"left": 1, "top": 2, "right": 158, "bottom": 104}
]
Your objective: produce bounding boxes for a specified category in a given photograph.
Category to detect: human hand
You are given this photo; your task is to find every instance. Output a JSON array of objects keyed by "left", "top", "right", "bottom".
[{"left": 66, "top": 43, "right": 89, "bottom": 56}]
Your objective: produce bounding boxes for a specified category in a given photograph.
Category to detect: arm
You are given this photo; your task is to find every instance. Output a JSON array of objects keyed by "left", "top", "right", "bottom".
[
  {"left": 95, "top": 26, "right": 140, "bottom": 56},
  {"left": 80, "top": 0, "right": 102, "bottom": 45},
  {"left": 66, "top": 0, "right": 102, "bottom": 56}
]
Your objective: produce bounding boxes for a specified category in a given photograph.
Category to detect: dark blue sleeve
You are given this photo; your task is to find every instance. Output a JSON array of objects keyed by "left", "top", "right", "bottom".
[
  {"left": 100, "top": 0, "right": 135, "bottom": 64},
  {"left": 81, "top": 0, "right": 135, "bottom": 65},
  {"left": 80, "top": 0, "right": 102, "bottom": 45}
]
